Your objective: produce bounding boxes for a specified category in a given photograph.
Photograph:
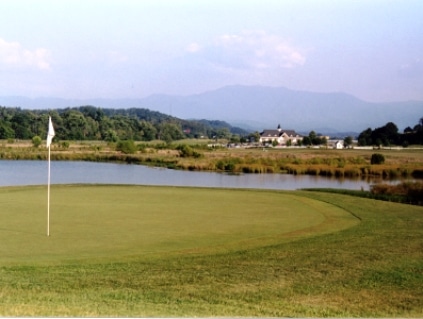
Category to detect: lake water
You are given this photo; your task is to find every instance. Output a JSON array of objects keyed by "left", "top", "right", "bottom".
[{"left": 0, "top": 160, "right": 397, "bottom": 191}]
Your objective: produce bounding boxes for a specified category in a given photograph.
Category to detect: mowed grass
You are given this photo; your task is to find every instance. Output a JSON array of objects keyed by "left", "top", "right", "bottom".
[
  {"left": 0, "top": 185, "right": 355, "bottom": 264},
  {"left": 0, "top": 185, "right": 422, "bottom": 317}
]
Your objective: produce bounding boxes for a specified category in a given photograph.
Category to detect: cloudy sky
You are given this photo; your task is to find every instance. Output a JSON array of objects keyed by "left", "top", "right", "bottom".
[{"left": 0, "top": 0, "right": 422, "bottom": 102}]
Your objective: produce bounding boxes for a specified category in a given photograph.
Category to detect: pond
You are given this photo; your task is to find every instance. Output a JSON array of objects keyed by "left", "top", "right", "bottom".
[{"left": 0, "top": 160, "right": 402, "bottom": 191}]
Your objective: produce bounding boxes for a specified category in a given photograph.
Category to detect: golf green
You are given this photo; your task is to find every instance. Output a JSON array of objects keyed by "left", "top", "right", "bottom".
[{"left": 0, "top": 185, "right": 359, "bottom": 264}]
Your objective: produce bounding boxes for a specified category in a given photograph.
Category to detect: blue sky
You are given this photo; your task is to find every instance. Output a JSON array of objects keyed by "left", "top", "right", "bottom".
[{"left": 0, "top": 0, "right": 422, "bottom": 102}]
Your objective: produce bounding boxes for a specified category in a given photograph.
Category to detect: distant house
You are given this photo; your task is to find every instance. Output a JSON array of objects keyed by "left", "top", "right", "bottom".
[
  {"left": 334, "top": 140, "right": 344, "bottom": 149},
  {"left": 259, "top": 124, "right": 303, "bottom": 146},
  {"left": 327, "top": 140, "right": 345, "bottom": 149}
]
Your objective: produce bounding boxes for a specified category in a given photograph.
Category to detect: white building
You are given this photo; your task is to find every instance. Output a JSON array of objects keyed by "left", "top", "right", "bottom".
[{"left": 259, "top": 125, "right": 303, "bottom": 146}]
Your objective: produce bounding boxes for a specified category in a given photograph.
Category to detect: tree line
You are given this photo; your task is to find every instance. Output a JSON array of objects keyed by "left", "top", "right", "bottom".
[
  {"left": 0, "top": 106, "right": 247, "bottom": 143},
  {"left": 357, "top": 118, "right": 423, "bottom": 147}
]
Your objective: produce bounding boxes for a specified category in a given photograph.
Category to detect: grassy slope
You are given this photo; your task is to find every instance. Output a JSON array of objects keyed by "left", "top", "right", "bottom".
[{"left": 0, "top": 186, "right": 422, "bottom": 317}]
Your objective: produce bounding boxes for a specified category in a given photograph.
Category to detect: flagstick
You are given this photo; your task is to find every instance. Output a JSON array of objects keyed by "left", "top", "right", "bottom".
[{"left": 47, "top": 144, "right": 51, "bottom": 237}]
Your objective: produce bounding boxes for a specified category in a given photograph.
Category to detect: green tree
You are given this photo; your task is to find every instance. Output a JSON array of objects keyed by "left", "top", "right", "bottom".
[
  {"left": 248, "top": 131, "right": 261, "bottom": 143},
  {"left": 139, "top": 120, "right": 157, "bottom": 141},
  {"left": 309, "top": 131, "right": 317, "bottom": 145},
  {"left": 371, "top": 153, "right": 385, "bottom": 164},
  {"left": 230, "top": 134, "right": 241, "bottom": 144},
  {"left": 11, "top": 111, "right": 33, "bottom": 139},
  {"left": 344, "top": 136, "right": 353, "bottom": 148},
  {"left": 0, "top": 121, "right": 15, "bottom": 139},
  {"left": 110, "top": 115, "right": 134, "bottom": 140},
  {"left": 32, "top": 135, "right": 42, "bottom": 148},
  {"left": 62, "top": 109, "right": 88, "bottom": 140},
  {"left": 216, "top": 128, "right": 231, "bottom": 139},
  {"left": 296, "top": 138, "right": 303, "bottom": 147},
  {"left": 358, "top": 128, "right": 372, "bottom": 146},
  {"left": 176, "top": 144, "right": 202, "bottom": 158},
  {"left": 157, "top": 122, "right": 185, "bottom": 143},
  {"left": 116, "top": 140, "right": 137, "bottom": 154},
  {"left": 302, "top": 136, "right": 311, "bottom": 146},
  {"left": 105, "top": 129, "right": 119, "bottom": 142}
]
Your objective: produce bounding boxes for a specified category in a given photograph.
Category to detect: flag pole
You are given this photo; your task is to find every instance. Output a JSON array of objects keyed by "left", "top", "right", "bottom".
[
  {"left": 47, "top": 143, "right": 51, "bottom": 236},
  {"left": 46, "top": 116, "right": 55, "bottom": 237}
]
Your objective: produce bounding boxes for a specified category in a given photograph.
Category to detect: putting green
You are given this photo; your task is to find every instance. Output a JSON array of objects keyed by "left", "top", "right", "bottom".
[{"left": 0, "top": 185, "right": 359, "bottom": 264}]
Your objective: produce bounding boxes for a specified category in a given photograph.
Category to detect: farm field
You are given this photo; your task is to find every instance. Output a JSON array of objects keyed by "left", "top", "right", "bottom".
[{"left": 0, "top": 185, "right": 422, "bottom": 317}]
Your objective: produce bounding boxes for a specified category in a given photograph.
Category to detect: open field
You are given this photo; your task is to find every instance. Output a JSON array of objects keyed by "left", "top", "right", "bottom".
[{"left": 0, "top": 185, "right": 422, "bottom": 317}]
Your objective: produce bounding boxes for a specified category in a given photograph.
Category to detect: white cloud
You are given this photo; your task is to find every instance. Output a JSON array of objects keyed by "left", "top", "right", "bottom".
[
  {"left": 193, "top": 31, "right": 306, "bottom": 71},
  {"left": 0, "top": 38, "right": 51, "bottom": 70},
  {"left": 186, "top": 42, "right": 201, "bottom": 53}
]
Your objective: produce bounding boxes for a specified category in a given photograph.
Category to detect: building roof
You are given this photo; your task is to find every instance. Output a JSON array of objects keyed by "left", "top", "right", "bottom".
[
  {"left": 260, "top": 129, "right": 301, "bottom": 137},
  {"left": 261, "top": 129, "right": 282, "bottom": 137}
]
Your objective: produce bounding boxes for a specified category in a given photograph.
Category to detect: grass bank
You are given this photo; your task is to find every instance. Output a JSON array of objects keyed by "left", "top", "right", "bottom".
[
  {"left": 304, "top": 180, "right": 423, "bottom": 206},
  {"left": 2, "top": 140, "right": 423, "bottom": 179},
  {"left": 0, "top": 185, "right": 422, "bottom": 317}
]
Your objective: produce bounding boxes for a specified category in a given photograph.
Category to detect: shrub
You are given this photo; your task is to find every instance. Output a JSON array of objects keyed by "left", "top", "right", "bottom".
[
  {"left": 216, "top": 158, "right": 239, "bottom": 172},
  {"left": 371, "top": 153, "right": 385, "bottom": 165},
  {"left": 176, "top": 144, "right": 203, "bottom": 158},
  {"left": 116, "top": 140, "right": 137, "bottom": 154},
  {"left": 32, "top": 136, "right": 42, "bottom": 148},
  {"left": 371, "top": 181, "right": 423, "bottom": 205}
]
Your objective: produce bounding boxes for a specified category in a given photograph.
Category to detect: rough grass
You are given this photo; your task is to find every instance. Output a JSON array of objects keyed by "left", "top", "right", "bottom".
[{"left": 0, "top": 186, "right": 422, "bottom": 317}]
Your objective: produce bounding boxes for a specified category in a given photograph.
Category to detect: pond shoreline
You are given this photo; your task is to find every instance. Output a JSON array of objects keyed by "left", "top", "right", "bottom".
[{"left": 1, "top": 142, "right": 423, "bottom": 180}]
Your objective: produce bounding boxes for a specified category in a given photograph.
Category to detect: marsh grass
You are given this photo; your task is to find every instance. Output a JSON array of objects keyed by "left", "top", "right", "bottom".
[
  {"left": 0, "top": 186, "right": 422, "bottom": 317},
  {"left": 2, "top": 141, "right": 423, "bottom": 178}
]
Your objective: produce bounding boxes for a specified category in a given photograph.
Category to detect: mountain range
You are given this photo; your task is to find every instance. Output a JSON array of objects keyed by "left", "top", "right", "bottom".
[{"left": 1, "top": 85, "right": 422, "bottom": 135}]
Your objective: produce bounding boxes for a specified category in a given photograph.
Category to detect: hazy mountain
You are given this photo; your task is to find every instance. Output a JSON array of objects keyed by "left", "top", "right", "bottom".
[{"left": 1, "top": 85, "right": 422, "bottom": 134}]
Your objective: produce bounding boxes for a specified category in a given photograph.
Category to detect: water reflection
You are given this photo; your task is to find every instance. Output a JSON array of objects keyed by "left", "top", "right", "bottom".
[{"left": 0, "top": 160, "right": 411, "bottom": 190}]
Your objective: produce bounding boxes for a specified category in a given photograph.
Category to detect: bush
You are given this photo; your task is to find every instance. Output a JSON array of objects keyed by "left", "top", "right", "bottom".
[
  {"left": 32, "top": 136, "right": 42, "bottom": 148},
  {"left": 371, "top": 153, "right": 385, "bottom": 165},
  {"left": 371, "top": 181, "right": 423, "bottom": 205},
  {"left": 216, "top": 158, "right": 239, "bottom": 172},
  {"left": 116, "top": 140, "right": 137, "bottom": 154},
  {"left": 176, "top": 144, "right": 202, "bottom": 158}
]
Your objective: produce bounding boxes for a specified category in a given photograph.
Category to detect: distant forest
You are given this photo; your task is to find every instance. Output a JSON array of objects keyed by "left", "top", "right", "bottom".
[
  {"left": 357, "top": 119, "right": 423, "bottom": 147},
  {"left": 0, "top": 106, "right": 422, "bottom": 146},
  {"left": 0, "top": 106, "right": 248, "bottom": 143}
]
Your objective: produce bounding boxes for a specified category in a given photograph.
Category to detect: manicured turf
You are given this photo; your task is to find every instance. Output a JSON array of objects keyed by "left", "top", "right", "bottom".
[
  {"left": 0, "top": 185, "right": 422, "bottom": 317},
  {"left": 0, "top": 185, "right": 356, "bottom": 264}
]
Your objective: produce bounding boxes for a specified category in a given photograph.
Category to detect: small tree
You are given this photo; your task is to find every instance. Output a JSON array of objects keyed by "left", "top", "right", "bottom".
[
  {"left": 371, "top": 153, "right": 385, "bottom": 165},
  {"left": 32, "top": 135, "right": 42, "bottom": 148},
  {"left": 176, "top": 144, "right": 202, "bottom": 158},
  {"left": 344, "top": 136, "right": 353, "bottom": 148},
  {"left": 105, "top": 129, "right": 119, "bottom": 142},
  {"left": 116, "top": 140, "right": 136, "bottom": 154}
]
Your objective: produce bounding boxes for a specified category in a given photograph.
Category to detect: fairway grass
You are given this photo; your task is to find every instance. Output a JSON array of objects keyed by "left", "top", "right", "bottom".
[
  {"left": 0, "top": 185, "right": 357, "bottom": 264},
  {"left": 0, "top": 185, "right": 422, "bottom": 317}
]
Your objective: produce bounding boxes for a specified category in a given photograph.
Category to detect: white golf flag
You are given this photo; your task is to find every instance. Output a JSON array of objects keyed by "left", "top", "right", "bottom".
[{"left": 46, "top": 116, "right": 55, "bottom": 147}]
